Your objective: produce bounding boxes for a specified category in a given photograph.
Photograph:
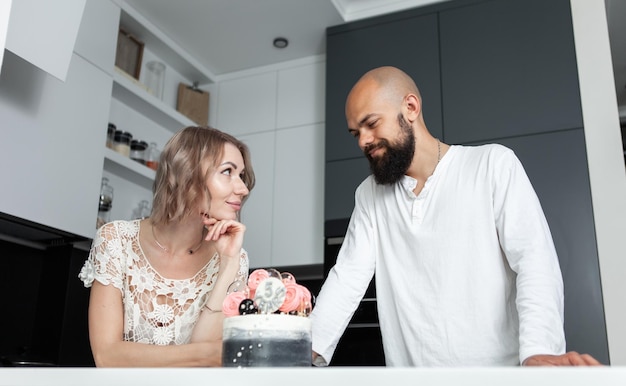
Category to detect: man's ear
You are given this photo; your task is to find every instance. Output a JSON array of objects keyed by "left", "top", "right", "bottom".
[{"left": 403, "top": 93, "right": 421, "bottom": 123}]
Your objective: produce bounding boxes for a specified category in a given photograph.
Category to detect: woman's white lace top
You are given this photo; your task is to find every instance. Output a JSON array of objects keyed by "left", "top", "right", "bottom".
[{"left": 78, "top": 220, "right": 249, "bottom": 345}]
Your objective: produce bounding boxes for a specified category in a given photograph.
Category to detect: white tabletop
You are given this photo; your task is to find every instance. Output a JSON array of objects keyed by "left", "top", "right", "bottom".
[{"left": 1, "top": 367, "right": 625, "bottom": 386}]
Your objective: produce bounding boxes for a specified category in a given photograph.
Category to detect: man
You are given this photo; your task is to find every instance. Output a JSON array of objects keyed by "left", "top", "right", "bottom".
[{"left": 310, "top": 66, "right": 600, "bottom": 366}]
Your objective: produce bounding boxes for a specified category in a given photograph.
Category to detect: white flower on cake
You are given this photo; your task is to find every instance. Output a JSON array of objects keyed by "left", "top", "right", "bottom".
[{"left": 221, "top": 268, "right": 313, "bottom": 317}]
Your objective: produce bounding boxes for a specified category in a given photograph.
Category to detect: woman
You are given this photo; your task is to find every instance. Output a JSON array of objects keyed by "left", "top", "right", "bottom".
[{"left": 79, "top": 126, "right": 255, "bottom": 367}]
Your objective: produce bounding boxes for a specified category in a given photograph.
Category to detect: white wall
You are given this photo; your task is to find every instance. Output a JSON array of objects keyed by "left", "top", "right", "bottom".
[
  {"left": 211, "top": 56, "right": 326, "bottom": 270},
  {"left": 570, "top": 0, "right": 626, "bottom": 365}
]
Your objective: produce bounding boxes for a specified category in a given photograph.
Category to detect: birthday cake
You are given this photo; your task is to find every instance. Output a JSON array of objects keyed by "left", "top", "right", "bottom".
[{"left": 221, "top": 269, "right": 313, "bottom": 367}]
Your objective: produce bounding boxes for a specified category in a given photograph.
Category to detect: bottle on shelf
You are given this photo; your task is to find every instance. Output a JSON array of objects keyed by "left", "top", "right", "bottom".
[
  {"left": 97, "top": 177, "right": 114, "bottom": 229},
  {"left": 146, "top": 142, "right": 160, "bottom": 171},
  {"left": 106, "top": 123, "right": 116, "bottom": 149}
]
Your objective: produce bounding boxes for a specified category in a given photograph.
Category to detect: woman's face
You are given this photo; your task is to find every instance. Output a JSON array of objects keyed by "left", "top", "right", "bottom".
[{"left": 202, "top": 142, "right": 249, "bottom": 220}]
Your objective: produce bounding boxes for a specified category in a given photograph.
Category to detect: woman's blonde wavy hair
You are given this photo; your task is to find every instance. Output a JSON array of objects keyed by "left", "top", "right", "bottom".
[{"left": 150, "top": 126, "right": 255, "bottom": 226}]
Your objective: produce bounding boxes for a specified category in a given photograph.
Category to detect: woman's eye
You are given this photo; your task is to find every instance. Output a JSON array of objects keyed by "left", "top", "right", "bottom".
[{"left": 221, "top": 168, "right": 232, "bottom": 176}]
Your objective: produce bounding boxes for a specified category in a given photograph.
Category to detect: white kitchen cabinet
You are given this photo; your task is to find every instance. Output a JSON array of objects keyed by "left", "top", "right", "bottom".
[
  {"left": 276, "top": 62, "right": 325, "bottom": 129},
  {"left": 0, "top": 0, "right": 119, "bottom": 240},
  {"left": 74, "top": 0, "right": 120, "bottom": 75},
  {"left": 239, "top": 131, "right": 276, "bottom": 269},
  {"left": 216, "top": 72, "right": 278, "bottom": 135},
  {"left": 0, "top": 51, "right": 112, "bottom": 239},
  {"left": 223, "top": 60, "right": 326, "bottom": 268},
  {"left": 5, "top": 0, "right": 86, "bottom": 81},
  {"left": 271, "top": 124, "right": 325, "bottom": 267}
]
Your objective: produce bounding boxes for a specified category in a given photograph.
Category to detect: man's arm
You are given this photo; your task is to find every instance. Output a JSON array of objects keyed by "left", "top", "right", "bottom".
[{"left": 523, "top": 352, "right": 602, "bottom": 366}]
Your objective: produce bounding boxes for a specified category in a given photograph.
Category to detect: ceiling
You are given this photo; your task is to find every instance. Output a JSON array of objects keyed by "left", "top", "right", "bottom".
[
  {"left": 122, "top": 0, "right": 447, "bottom": 77},
  {"left": 123, "top": 0, "right": 625, "bottom": 107}
]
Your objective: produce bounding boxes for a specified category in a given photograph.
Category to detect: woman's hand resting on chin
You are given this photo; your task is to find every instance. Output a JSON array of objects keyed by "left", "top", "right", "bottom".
[{"left": 203, "top": 216, "right": 245, "bottom": 259}]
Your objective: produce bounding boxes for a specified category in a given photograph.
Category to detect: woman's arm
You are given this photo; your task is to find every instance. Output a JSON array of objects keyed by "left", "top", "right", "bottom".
[
  {"left": 191, "top": 218, "right": 249, "bottom": 343},
  {"left": 189, "top": 255, "right": 240, "bottom": 343},
  {"left": 88, "top": 281, "right": 221, "bottom": 367}
]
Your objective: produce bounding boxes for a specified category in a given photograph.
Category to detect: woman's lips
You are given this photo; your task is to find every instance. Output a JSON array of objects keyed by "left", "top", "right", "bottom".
[{"left": 227, "top": 202, "right": 241, "bottom": 211}]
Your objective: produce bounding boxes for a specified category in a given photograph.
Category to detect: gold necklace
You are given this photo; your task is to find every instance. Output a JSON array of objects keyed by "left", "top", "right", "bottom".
[{"left": 151, "top": 223, "right": 205, "bottom": 255}]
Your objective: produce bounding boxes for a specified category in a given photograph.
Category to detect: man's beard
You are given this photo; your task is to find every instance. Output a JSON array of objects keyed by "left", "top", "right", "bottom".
[{"left": 364, "top": 114, "right": 415, "bottom": 185}]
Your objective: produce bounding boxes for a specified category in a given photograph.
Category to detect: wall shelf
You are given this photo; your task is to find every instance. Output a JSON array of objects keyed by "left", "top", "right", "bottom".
[
  {"left": 103, "top": 147, "right": 155, "bottom": 191},
  {"left": 112, "top": 68, "right": 195, "bottom": 132}
]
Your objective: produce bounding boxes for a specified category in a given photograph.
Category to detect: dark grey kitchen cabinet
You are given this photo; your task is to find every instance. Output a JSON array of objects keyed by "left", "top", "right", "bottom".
[
  {"left": 486, "top": 130, "right": 608, "bottom": 364},
  {"left": 325, "top": 157, "right": 371, "bottom": 221},
  {"left": 439, "top": 0, "right": 583, "bottom": 144},
  {"left": 325, "top": 12, "right": 442, "bottom": 163}
]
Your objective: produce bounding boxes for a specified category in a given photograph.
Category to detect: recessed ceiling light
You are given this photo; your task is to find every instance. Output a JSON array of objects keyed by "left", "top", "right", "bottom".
[{"left": 273, "top": 37, "right": 289, "bottom": 49}]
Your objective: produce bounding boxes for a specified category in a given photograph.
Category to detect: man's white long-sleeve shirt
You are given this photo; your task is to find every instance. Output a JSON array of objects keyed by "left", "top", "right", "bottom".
[{"left": 310, "top": 144, "right": 565, "bottom": 366}]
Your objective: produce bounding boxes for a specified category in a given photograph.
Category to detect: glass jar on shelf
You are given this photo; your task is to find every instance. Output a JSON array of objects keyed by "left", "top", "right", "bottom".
[
  {"left": 130, "top": 140, "right": 148, "bottom": 165},
  {"left": 145, "top": 61, "right": 166, "bottom": 100},
  {"left": 145, "top": 142, "right": 160, "bottom": 171},
  {"left": 112, "top": 131, "right": 133, "bottom": 157},
  {"left": 133, "top": 199, "right": 152, "bottom": 220},
  {"left": 97, "top": 177, "right": 114, "bottom": 229}
]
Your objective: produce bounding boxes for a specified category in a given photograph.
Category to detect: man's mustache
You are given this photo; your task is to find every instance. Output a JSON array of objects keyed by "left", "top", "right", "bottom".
[{"left": 364, "top": 140, "right": 389, "bottom": 157}]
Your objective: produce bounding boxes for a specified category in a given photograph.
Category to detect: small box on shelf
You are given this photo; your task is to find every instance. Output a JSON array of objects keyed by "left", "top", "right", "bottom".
[
  {"left": 177, "top": 82, "right": 209, "bottom": 125},
  {"left": 115, "top": 27, "right": 144, "bottom": 80}
]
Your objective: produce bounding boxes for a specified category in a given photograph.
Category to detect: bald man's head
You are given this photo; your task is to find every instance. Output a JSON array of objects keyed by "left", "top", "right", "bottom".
[
  {"left": 346, "top": 66, "right": 422, "bottom": 133},
  {"left": 348, "top": 66, "right": 421, "bottom": 109}
]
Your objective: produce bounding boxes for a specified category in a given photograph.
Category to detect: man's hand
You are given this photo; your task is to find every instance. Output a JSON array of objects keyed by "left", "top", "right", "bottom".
[{"left": 523, "top": 351, "right": 603, "bottom": 366}]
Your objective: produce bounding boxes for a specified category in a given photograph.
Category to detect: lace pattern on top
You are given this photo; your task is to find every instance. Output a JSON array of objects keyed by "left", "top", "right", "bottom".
[{"left": 79, "top": 220, "right": 249, "bottom": 345}]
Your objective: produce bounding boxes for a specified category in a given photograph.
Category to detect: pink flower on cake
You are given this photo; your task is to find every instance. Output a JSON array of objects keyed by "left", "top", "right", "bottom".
[
  {"left": 279, "top": 282, "right": 307, "bottom": 313},
  {"left": 222, "top": 291, "right": 247, "bottom": 317},
  {"left": 247, "top": 269, "right": 269, "bottom": 298}
]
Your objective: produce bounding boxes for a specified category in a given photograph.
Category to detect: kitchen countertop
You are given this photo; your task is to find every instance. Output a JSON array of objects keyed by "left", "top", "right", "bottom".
[{"left": 1, "top": 367, "right": 625, "bottom": 386}]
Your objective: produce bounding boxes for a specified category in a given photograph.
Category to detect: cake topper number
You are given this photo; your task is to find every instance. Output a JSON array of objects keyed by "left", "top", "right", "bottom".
[{"left": 253, "top": 277, "right": 286, "bottom": 314}]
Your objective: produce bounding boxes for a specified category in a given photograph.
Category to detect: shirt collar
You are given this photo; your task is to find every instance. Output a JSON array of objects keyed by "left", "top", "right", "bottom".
[{"left": 400, "top": 175, "right": 418, "bottom": 193}]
